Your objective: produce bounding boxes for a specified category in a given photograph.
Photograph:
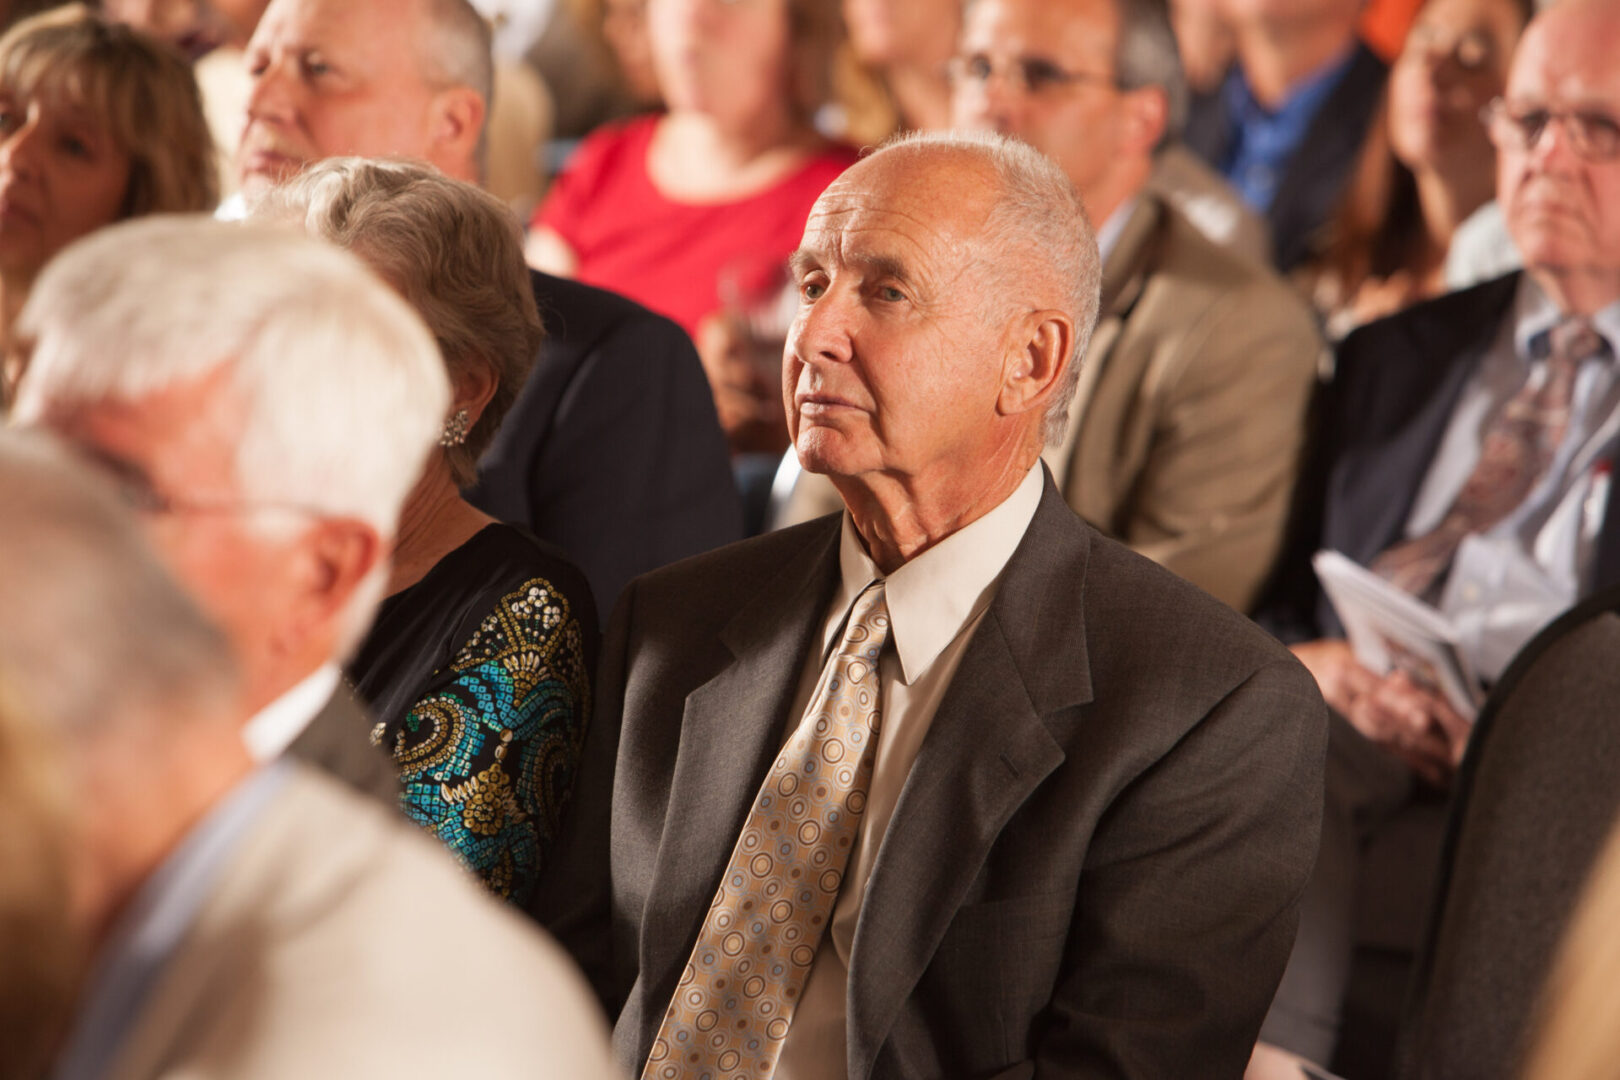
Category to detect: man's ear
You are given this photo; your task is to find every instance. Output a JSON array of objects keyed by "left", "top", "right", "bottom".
[
  {"left": 997, "top": 309, "right": 1075, "bottom": 420},
  {"left": 426, "top": 86, "right": 486, "bottom": 180},
  {"left": 1120, "top": 84, "right": 1169, "bottom": 157},
  {"left": 279, "top": 518, "right": 386, "bottom": 653}
]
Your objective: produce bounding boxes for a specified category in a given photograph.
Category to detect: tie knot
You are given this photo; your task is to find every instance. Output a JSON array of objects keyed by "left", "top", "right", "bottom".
[
  {"left": 1542, "top": 317, "right": 1610, "bottom": 368},
  {"left": 840, "top": 580, "right": 891, "bottom": 664}
]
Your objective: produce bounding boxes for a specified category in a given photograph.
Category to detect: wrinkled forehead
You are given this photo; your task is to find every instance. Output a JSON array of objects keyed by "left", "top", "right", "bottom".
[
  {"left": 253, "top": 0, "right": 421, "bottom": 62},
  {"left": 1508, "top": 6, "right": 1620, "bottom": 108},
  {"left": 797, "top": 151, "right": 999, "bottom": 269}
]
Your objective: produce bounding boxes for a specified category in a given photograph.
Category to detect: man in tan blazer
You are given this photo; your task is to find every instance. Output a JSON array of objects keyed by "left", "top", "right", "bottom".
[
  {"left": 0, "top": 427, "right": 618, "bottom": 1078},
  {"left": 953, "top": 0, "right": 1323, "bottom": 611}
]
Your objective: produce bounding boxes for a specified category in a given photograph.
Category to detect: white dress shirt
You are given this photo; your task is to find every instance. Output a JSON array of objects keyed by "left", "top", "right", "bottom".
[
  {"left": 241, "top": 663, "right": 341, "bottom": 762},
  {"left": 774, "top": 463, "right": 1045, "bottom": 1078},
  {"left": 1402, "top": 276, "right": 1620, "bottom": 680}
]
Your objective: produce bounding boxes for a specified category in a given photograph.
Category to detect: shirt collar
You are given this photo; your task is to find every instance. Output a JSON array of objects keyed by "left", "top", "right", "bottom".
[
  {"left": 1096, "top": 196, "right": 1139, "bottom": 264},
  {"left": 1512, "top": 274, "right": 1620, "bottom": 363},
  {"left": 241, "top": 663, "right": 340, "bottom": 762},
  {"left": 829, "top": 463, "right": 1044, "bottom": 685},
  {"left": 1222, "top": 41, "right": 1358, "bottom": 140}
]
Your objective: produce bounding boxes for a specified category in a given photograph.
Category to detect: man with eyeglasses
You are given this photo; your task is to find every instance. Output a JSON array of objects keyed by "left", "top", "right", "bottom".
[
  {"left": 1253, "top": 0, "right": 1620, "bottom": 1072},
  {"left": 948, "top": 0, "right": 1324, "bottom": 614},
  {"left": 8, "top": 218, "right": 446, "bottom": 802}
]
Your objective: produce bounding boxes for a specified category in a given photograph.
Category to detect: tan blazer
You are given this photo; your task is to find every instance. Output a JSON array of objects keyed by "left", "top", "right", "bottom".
[
  {"left": 105, "top": 766, "right": 618, "bottom": 1080},
  {"left": 1042, "top": 193, "right": 1323, "bottom": 611}
]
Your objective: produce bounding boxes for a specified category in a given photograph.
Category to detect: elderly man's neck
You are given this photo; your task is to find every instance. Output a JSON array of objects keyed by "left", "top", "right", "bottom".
[
  {"left": 1533, "top": 266, "right": 1620, "bottom": 319},
  {"left": 836, "top": 449, "right": 1037, "bottom": 575}
]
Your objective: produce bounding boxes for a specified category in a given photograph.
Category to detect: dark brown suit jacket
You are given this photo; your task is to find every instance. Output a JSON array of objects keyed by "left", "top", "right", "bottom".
[{"left": 538, "top": 475, "right": 1327, "bottom": 1077}]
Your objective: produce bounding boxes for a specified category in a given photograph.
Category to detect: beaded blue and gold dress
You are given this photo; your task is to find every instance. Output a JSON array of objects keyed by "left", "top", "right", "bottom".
[{"left": 348, "top": 525, "right": 597, "bottom": 907}]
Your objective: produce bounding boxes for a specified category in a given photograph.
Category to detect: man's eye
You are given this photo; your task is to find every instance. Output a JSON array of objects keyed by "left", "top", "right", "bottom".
[
  {"left": 1022, "top": 60, "right": 1066, "bottom": 93},
  {"left": 800, "top": 279, "right": 826, "bottom": 301},
  {"left": 301, "top": 53, "right": 331, "bottom": 77},
  {"left": 878, "top": 285, "right": 906, "bottom": 302},
  {"left": 1580, "top": 112, "right": 1620, "bottom": 154}
]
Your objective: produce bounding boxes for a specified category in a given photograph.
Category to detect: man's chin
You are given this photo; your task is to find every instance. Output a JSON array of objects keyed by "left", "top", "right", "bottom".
[{"left": 236, "top": 156, "right": 306, "bottom": 198}]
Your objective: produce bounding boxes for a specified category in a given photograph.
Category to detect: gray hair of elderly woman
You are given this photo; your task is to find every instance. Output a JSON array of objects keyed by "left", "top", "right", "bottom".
[
  {"left": 868, "top": 129, "right": 1101, "bottom": 447},
  {"left": 255, "top": 158, "right": 542, "bottom": 489},
  {"left": 0, "top": 430, "right": 238, "bottom": 739}
]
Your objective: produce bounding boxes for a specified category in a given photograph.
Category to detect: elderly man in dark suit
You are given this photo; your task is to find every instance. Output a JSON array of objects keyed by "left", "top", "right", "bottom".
[
  {"left": 237, "top": 0, "right": 742, "bottom": 622},
  {"left": 537, "top": 130, "right": 1327, "bottom": 1079},
  {"left": 1253, "top": 0, "right": 1620, "bottom": 1069}
]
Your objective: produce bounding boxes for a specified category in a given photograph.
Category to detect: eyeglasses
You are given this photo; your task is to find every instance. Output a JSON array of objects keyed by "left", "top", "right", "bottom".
[
  {"left": 946, "top": 54, "right": 1117, "bottom": 97},
  {"left": 1482, "top": 97, "right": 1620, "bottom": 162},
  {"left": 86, "top": 450, "right": 327, "bottom": 521}
]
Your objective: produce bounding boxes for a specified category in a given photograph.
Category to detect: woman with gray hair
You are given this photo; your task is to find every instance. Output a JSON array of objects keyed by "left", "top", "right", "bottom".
[{"left": 253, "top": 158, "right": 596, "bottom": 909}]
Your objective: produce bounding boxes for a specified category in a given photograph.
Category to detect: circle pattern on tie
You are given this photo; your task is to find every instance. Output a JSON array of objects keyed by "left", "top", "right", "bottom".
[{"left": 643, "top": 581, "right": 892, "bottom": 1080}]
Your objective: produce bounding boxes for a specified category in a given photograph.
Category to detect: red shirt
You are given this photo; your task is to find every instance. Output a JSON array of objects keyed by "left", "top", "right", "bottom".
[{"left": 535, "top": 115, "right": 858, "bottom": 338}]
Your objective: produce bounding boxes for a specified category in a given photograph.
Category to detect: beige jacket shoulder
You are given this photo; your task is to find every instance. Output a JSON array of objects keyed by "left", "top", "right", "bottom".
[
  {"left": 1042, "top": 193, "right": 1323, "bottom": 611},
  {"left": 107, "top": 766, "right": 617, "bottom": 1080}
]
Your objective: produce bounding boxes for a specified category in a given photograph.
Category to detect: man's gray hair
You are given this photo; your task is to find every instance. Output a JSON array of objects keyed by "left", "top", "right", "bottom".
[
  {"left": 1117, "top": 0, "right": 1188, "bottom": 144},
  {"left": 11, "top": 216, "right": 449, "bottom": 535},
  {"left": 417, "top": 0, "right": 495, "bottom": 177},
  {"left": 0, "top": 430, "right": 238, "bottom": 736},
  {"left": 251, "top": 158, "right": 541, "bottom": 489},
  {"left": 872, "top": 129, "right": 1102, "bottom": 447}
]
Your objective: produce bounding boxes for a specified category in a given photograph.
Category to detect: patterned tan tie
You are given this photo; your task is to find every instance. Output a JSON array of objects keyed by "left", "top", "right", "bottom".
[
  {"left": 643, "top": 580, "right": 891, "bottom": 1080},
  {"left": 1372, "top": 317, "right": 1609, "bottom": 599}
]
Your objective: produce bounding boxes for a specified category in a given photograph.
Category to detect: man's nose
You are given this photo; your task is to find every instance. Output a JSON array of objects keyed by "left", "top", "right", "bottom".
[
  {"left": 789, "top": 288, "right": 856, "bottom": 369},
  {"left": 244, "top": 53, "right": 296, "bottom": 126},
  {"left": 1526, "top": 113, "right": 1584, "bottom": 173}
]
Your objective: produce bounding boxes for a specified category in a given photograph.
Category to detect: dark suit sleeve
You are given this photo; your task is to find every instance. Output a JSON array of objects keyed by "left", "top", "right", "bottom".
[
  {"left": 1033, "top": 659, "right": 1328, "bottom": 1078},
  {"left": 525, "top": 311, "right": 743, "bottom": 622},
  {"left": 530, "top": 576, "right": 637, "bottom": 1018}
]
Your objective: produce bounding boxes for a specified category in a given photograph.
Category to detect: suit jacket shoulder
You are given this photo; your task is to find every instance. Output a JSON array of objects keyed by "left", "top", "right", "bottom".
[
  {"left": 1056, "top": 192, "right": 1323, "bottom": 611},
  {"left": 109, "top": 766, "right": 617, "bottom": 1080},
  {"left": 470, "top": 270, "right": 744, "bottom": 624}
]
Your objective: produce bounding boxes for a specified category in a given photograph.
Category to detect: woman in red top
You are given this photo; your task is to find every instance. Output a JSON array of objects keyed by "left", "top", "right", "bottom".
[{"left": 526, "top": 0, "right": 858, "bottom": 342}]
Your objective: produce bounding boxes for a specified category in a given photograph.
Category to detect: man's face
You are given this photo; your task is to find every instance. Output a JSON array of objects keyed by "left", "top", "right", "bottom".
[
  {"left": 1497, "top": 6, "right": 1620, "bottom": 306},
  {"left": 843, "top": 0, "right": 961, "bottom": 69},
  {"left": 783, "top": 150, "right": 1020, "bottom": 488},
  {"left": 951, "top": 0, "right": 1127, "bottom": 212},
  {"left": 33, "top": 371, "right": 301, "bottom": 687},
  {"left": 237, "top": 0, "right": 441, "bottom": 195}
]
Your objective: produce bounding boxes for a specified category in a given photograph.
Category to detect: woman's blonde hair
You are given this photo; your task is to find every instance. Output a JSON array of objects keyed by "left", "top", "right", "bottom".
[{"left": 0, "top": 4, "right": 217, "bottom": 216}]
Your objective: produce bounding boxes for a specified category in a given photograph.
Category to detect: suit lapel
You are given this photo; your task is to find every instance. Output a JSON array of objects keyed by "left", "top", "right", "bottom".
[
  {"left": 845, "top": 480, "right": 1095, "bottom": 1077},
  {"left": 1329, "top": 276, "right": 1519, "bottom": 566},
  {"left": 636, "top": 524, "right": 843, "bottom": 977}
]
